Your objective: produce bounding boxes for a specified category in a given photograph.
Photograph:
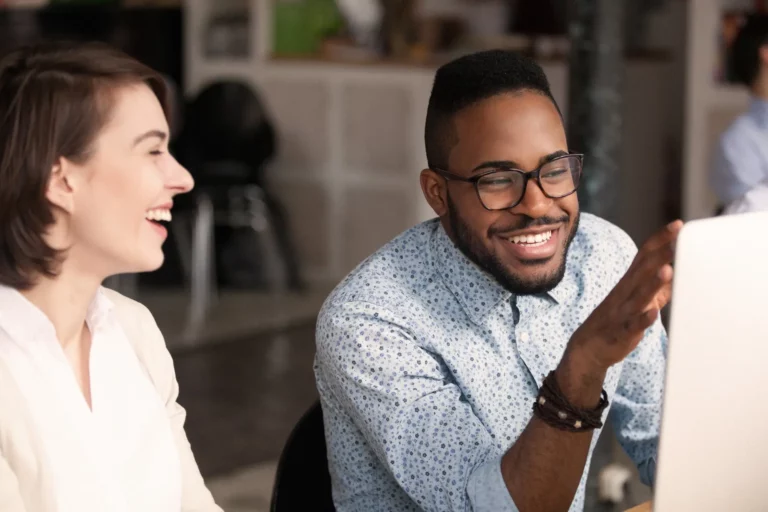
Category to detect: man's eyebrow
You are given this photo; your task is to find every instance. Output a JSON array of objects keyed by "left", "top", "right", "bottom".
[
  {"left": 472, "top": 160, "right": 521, "bottom": 173},
  {"left": 132, "top": 129, "right": 167, "bottom": 147},
  {"left": 471, "top": 150, "right": 570, "bottom": 173},
  {"left": 539, "top": 150, "right": 569, "bottom": 165}
]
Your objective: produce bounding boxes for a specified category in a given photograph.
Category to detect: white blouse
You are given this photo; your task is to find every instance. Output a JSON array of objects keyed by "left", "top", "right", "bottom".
[{"left": 0, "top": 285, "right": 182, "bottom": 512}]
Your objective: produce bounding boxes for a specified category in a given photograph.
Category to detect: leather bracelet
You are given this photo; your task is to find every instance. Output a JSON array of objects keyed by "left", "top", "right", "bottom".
[{"left": 532, "top": 371, "right": 609, "bottom": 432}]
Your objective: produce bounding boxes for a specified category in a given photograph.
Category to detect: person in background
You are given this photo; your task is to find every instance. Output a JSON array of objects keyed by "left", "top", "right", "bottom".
[
  {"left": 315, "top": 50, "right": 679, "bottom": 512},
  {"left": 712, "top": 14, "right": 768, "bottom": 212},
  {"left": 0, "top": 42, "right": 222, "bottom": 512},
  {"left": 723, "top": 181, "right": 768, "bottom": 214}
]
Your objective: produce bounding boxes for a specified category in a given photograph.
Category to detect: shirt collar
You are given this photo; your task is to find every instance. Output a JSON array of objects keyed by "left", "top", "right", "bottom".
[
  {"left": 87, "top": 287, "right": 115, "bottom": 330},
  {"left": 749, "top": 97, "right": 768, "bottom": 130},
  {"left": 431, "top": 222, "right": 581, "bottom": 325},
  {"left": 546, "top": 247, "right": 580, "bottom": 305},
  {"left": 0, "top": 285, "right": 115, "bottom": 344}
]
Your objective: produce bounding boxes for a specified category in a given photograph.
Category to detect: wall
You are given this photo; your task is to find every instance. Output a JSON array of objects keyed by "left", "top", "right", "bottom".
[
  {"left": 684, "top": 0, "right": 753, "bottom": 220},
  {"left": 185, "top": 1, "right": 680, "bottom": 287}
]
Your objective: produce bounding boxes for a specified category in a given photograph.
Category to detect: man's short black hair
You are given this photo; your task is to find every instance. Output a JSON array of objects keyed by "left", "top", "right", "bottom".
[
  {"left": 424, "top": 49, "right": 560, "bottom": 170},
  {"left": 730, "top": 14, "right": 768, "bottom": 87}
]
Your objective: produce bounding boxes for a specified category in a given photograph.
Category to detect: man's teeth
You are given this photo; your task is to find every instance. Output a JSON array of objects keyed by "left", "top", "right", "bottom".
[
  {"left": 509, "top": 230, "right": 553, "bottom": 245},
  {"left": 146, "top": 208, "right": 172, "bottom": 222}
]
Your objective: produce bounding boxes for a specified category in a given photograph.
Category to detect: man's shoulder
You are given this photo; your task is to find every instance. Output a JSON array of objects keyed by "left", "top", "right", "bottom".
[
  {"left": 719, "top": 112, "right": 762, "bottom": 150},
  {"left": 323, "top": 219, "right": 441, "bottom": 312},
  {"left": 574, "top": 213, "right": 638, "bottom": 268},
  {"left": 724, "top": 183, "right": 768, "bottom": 214}
]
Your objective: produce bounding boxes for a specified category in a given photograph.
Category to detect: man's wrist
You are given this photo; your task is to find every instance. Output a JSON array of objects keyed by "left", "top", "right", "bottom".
[{"left": 555, "top": 347, "right": 608, "bottom": 409}]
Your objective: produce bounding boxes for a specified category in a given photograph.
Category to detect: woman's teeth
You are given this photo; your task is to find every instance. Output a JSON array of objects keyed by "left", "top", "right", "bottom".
[
  {"left": 509, "top": 230, "right": 552, "bottom": 246},
  {"left": 146, "top": 208, "right": 172, "bottom": 222}
]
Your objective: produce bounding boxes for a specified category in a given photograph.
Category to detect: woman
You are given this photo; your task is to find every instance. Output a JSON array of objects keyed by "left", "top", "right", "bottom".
[{"left": 0, "top": 42, "right": 222, "bottom": 511}]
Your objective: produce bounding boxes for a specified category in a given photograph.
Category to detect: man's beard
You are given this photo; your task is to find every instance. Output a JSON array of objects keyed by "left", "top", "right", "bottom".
[{"left": 446, "top": 194, "right": 579, "bottom": 295}]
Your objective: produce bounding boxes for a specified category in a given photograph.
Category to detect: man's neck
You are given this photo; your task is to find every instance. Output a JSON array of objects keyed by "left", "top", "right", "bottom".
[{"left": 751, "top": 74, "right": 768, "bottom": 100}]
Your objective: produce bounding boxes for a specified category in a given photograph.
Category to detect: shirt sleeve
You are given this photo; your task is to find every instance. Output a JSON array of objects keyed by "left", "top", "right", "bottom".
[
  {"left": 723, "top": 182, "right": 768, "bottom": 214},
  {"left": 316, "top": 300, "right": 518, "bottom": 512},
  {"left": 133, "top": 303, "right": 224, "bottom": 512},
  {"left": 0, "top": 451, "right": 26, "bottom": 512},
  {"left": 602, "top": 223, "right": 666, "bottom": 488},
  {"left": 711, "top": 128, "right": 765, "bottom": 205},
  {"left": 609, "top": 317, "right": 667, "bottom": 487}
]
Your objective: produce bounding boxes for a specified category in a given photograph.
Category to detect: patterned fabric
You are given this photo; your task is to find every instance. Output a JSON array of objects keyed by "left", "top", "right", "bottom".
[
  {"left": 711, "top": 98, "right": 768, "bottom": 205},
  {"left": 314, "top": 213, "right": 667, "bottom": 512}
]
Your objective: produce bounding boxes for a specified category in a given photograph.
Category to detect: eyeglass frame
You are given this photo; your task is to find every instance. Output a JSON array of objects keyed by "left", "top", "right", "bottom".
[{"left": 429, "top": 153, "right": 584, "bottom": 211}]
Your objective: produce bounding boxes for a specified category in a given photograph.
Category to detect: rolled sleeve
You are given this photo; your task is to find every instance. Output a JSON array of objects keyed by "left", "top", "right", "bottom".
[
  {"left": 467, "top": 455, "right": 519, "bottom": 512},
  {"left": 610, "top": 317, "right": 667, "bottom": 487},
  {"left": 316, "top": 300, "right": 511, "bottom": 512}
]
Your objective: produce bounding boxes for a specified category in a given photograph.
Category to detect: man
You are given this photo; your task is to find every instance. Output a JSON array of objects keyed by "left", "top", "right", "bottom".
[
  {"left": 723, "top": 181, "right": 768, "bottom": 214},
  {"left": 712, "top": 14, "right": 768, "bottom": 211},
  {"left": 315, "top": 50, "right": 679, "bottom": 512}
]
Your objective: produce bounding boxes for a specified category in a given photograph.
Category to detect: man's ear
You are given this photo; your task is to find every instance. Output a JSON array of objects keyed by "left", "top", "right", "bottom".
[
  {"left": 420, "top": 168, "right": 449, "bottom": 217},
  {"left": 760, "top": 44, "right": 768, "bottom": 67},
  {"left": 45, "top": 158, "right": 76, "bottom": 214}
]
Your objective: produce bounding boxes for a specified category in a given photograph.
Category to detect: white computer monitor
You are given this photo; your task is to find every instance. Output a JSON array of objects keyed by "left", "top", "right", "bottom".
[{"left": 654, "top": 211, "right": 768, "bottom": 511}]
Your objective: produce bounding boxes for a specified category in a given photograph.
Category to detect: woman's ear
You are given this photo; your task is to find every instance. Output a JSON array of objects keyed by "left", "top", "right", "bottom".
[
  {"left": 420, "top": 169, "right": 449, "bottom": 217},
  {"left": 45, "top": 158, "right": 76, "bottom": 214}
]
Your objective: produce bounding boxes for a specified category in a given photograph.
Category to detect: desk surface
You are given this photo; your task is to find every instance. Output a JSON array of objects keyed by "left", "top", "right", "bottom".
[{"left": 625, "top": 502, "right": 651, "bottom": 512}]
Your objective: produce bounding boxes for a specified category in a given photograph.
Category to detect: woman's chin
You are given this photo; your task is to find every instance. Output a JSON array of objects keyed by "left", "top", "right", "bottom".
[
  {"left": 122, "top": 250, "right": 165, "bottom": 275},
  {"left": 142, "top": 252, "right": 165, "bottom": 272}
]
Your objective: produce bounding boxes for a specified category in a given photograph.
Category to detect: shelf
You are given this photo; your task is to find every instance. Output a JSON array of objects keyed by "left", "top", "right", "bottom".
[
  {"left": 269, "top": 53, "right": 440, "bottom": 70},
  {"left": 706, "top": 83, "right": 750, "bottom": 108},
  {"left": 268, "top": 49, "right": 673, "bottom": 70}
]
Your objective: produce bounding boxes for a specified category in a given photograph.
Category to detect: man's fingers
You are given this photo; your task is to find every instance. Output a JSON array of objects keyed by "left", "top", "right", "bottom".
[
  {"left": 625, "top": 263, "right": 674, "bottom": 314},
  {"left": 622, "top": 220, "right": 681, "bottom": 285},
  {"left": 622, "top": 308, "right": 659, "bottom": 340},
  {"left": 640, "top": 220, "right": 683, "bottom": 254},
  {"left": 621, "top": 239, "right": 674, "bottom": 299},
  {"left": 650, "top": 281, "right": 673, "bottom": 311}
]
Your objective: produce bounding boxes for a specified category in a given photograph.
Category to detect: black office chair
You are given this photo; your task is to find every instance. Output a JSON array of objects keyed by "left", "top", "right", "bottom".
[
  {"left": 270, "top": 401, "right": 336, "bottom": 512},
  {"left": 172, "top": 80, "right": 305, "bottom": 340}
]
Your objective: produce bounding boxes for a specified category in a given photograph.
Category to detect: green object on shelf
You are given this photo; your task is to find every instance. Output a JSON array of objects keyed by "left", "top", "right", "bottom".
[{"left": 273, "top": 0, "right": 343, "bottom": 56}]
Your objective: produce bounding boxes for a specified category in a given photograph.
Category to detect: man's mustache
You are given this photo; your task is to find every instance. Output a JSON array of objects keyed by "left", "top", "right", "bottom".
[{"left": 488, "top": 215, "right": 570, "bottom": 235}]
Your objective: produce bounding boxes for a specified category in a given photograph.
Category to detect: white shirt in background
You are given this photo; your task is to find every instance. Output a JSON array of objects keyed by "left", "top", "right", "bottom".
[
  {"left": 723, "top": 182, "right": 768, "bottom": 215},
  {"left": 0, "top": 285, "right": 182, "bottom": 512}
]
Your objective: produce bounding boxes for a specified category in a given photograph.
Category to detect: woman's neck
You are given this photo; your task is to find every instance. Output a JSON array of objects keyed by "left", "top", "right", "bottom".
[{"left": 20, "top": 266, "right": 103, "bottom": 348}]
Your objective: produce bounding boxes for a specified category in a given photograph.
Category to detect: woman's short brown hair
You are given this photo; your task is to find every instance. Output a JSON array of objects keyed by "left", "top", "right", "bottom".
[{"left": 0, "top": 41, "right": 169, "bottom": 289}]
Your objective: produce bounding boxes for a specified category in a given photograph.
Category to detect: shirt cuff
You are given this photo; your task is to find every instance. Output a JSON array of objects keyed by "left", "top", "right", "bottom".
[
  {"left": 467, "top": 454, "right": 519, "bottom": 512},
  {"left": 638, "top": 456, "right": 657, "bottom": 488}
]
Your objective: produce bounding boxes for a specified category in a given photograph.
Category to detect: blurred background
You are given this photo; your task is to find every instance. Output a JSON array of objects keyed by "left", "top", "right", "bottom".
[{"left": 0, "top": 0, "right": 761, "bottom": 510}]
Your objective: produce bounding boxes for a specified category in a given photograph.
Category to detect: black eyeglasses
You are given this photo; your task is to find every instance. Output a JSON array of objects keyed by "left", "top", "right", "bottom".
[{"left": 430, "top": 153, "right": 584, "bottom": 211}]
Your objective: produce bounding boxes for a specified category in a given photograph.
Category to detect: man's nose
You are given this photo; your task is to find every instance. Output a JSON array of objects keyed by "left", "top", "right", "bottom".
[{"left": 510, "top": 180, "right": 552, "bottom": 217}]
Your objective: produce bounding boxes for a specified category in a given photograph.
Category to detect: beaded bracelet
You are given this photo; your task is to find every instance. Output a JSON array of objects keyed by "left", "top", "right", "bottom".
[{"left": 532, "top": 371, "right": 609, "bottom": 432}]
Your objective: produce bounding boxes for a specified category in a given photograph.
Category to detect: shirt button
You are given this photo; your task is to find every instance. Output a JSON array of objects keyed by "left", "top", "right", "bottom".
[{"left": 519, "top": 332, "right": 529, "bottom": 342}]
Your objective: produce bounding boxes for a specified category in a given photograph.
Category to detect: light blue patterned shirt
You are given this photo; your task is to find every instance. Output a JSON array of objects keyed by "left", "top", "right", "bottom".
[
  {"left": 315, "top": 213, "right": 667, "bottom": 512},
  {"left": 712, "top": 97, "right": 768, "bottom": 205}
]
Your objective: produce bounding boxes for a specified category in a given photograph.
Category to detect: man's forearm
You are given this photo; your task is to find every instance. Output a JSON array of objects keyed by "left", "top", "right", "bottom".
[{"left": 500, "top": 349, "right": 607, "bottom": 512}]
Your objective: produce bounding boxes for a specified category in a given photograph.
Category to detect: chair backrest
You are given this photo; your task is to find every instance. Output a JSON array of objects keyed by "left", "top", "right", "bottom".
[
  {"left": 176, "top": 79, "right": 276, "bottom": 185},
  {"left": 270, "top": 401, "right": 336, "bottom": 512}
]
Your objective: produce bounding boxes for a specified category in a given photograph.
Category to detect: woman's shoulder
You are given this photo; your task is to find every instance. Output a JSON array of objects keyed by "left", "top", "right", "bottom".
[
  {"left": 101, "top": 287, "right": 153, "bottom": 320},
  {"left": 100, "top": 287, "right": 170, "bottom": 374},
  {"left": 100, "top": 287, "right": 162, "bottom": 339}
]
